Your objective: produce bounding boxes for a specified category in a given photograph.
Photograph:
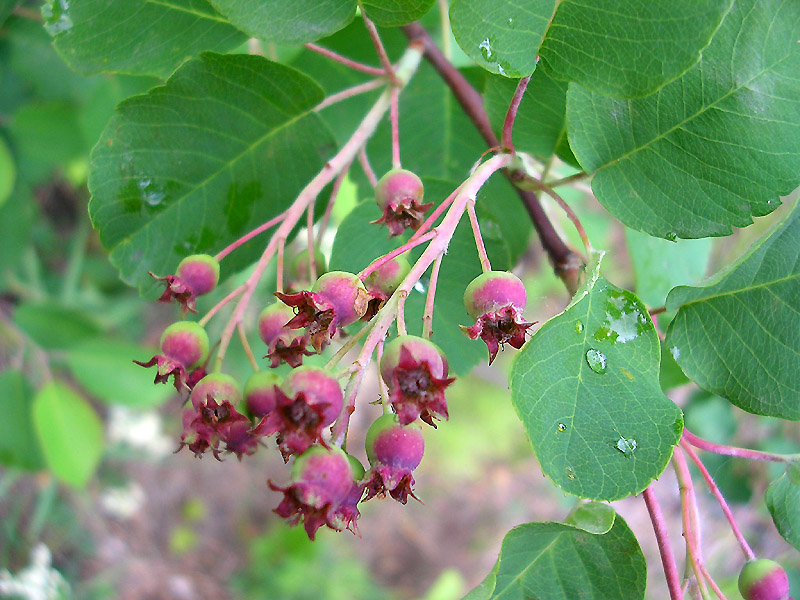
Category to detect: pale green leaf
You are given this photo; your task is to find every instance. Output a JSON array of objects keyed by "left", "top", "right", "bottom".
[
  {"left": 88, "top": 53, "right": 336, "bottom": 294},
  {"left": 210, "top": 0, "right": 356, "bottom": 45},
  {"left": 568, "top": 0, "right": 800, "bottom": 239},
  {"left": 565, "top": 501, "right": 616, "bottom": 534},
  {"left": 0, "top": 371, "right": 45, "bottom": 471},
  {"left": 510, "top": 256, "right": 683, "bottom": 500},
  {"left": 766, "top": 471, "right": 800, "bottom": 551},
  {"left": 44, "top": 0, "right": 247, "bottom": 78},
  {"left": 14, "top": 302, "right": 101, "bottom": 349},
  {"left": 666, "top": 203, "right": 800, "bottom": 419},
  {"left": 33, "top": 381, "right": 105, "bottom": 488}
]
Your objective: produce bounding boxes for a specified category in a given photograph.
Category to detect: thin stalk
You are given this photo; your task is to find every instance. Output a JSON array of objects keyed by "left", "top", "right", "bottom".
[
  {"left": 198, "top": 284, "right": 246, "bottom": 327},
  {"left": 673, "top": 449, "right": 712, "bottom": 599},
  {"left": 546, "top": 171, "right": 589, "bottom": 188},
  {"left": 501, "top": 75, "right": 530, "bottom": 151},
  {"left": 238, "top": 322, "right": 259, "bottom": 371},
  {"left": 680, "top": 439, "right": 757, "bottom": 561},
  {"left": 214, "top": 212, "right": 286, "bottom": 262},
  {"left": 304, "top": 42, "right": 386, "bottom": 76},
  {"left": 467, "top": 201, "right": 492, "bottom": 272},
  {"left": 643, "top": 486, "right": 684, "bottom": 600},
  {"left": 360, "top": 7, "right": 398, "bottom": 83},
  {"left": 359, "top": 146, "right": 378, "bottom": 187},
  {"left": 422, "top": 253, "right": 443, "bottom": 338},
  {"left": 409, "top": 183, "right": 462, "bottom": 241},
  {"left": 683, "top": 430, "right": 790, "bottom": 463},
  {"left": 314, "top": 79, "right": 384, "bottom": 112},
  {"left": 377, "top": 340, "right": 391, "bottom": 413},
  {"left": 391, "top": 86, "right": 401, "bottom": 168},
  {"left": 396, "top": 290, "right": 408, "bottom": 335},
  {"left": 276, "top": 237, "right": 286, "bottom": 294},
  {"left": 358, "top": 230, "right": 437, "bottom": 279},
  {"left": 306, "top": 205, "right": 317, "bottom": 280},
  {"left": 316, "top": 158, "right": 353, "bottom": 247},
  {"left": 324, "top": 322, "right": 372, "bottom": 369}
]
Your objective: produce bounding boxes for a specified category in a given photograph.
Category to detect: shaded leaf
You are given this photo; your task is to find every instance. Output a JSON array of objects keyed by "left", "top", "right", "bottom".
[
  {"left": 509, "top": 255, "right": 683, "bottom": 500},
  {"left": 14, "top": 302, "right": 101, "bottom": 349},
  {"left": 89, "top": 53, "right": 336, "bottom": 295},
  {"left": 540, "top": 0, "right": 730, "bottom": 98},
  {"left": 210, "top": 0, "right": 356, "bottom": 45},
  {"left": 0, "top": 370, "right": 45, "bottom": 471},
  {"left": 565, "top": 501, "right": 616, "bottom": 534},
  {"left": 568, "top": 0, "right": 800, "bottom": 239},
  {"left": 45, "top": 0, "right": 247, "bottom": 78},
  {"left": 766, "top": 470, "right": 800, "bottom": 551},
  {"left": 33, "top": 381, "right": 105, "bottom": 488},
  {"left": 0, "top": 135, "right": 14, "bottom": 207},
  {"left": 361, "top": 0, "right": 436, "bottom": 26},
  {"left": 666, "top": 203, "right": 800, "bottom": 419},
  {"left": 65, "top": 338, "right": 175, "bottom": 408}
]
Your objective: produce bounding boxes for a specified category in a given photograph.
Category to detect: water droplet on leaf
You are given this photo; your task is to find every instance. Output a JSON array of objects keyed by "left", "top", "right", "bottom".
[
  {"left": 585, "top": 349, "right": 607, "bottom": 374},
  {"left": 574, "top": 321, "right": 584, "bottom": 333},
  {"left": 565, "top": 466, "right": 576, "bottom": 480},
  {"left": 615, "top": 435, "right": 637, "bottom": 457},
  {"left": 42, "top": 0, "right": 73, "bottom": 35},
  {"left": 479, "top": 37, "right": 496, "bottom": 62},
  {"left": 670, "top": 346, "right": 681, "bottom": 360},
  {"left": 665, "top": 231, "right": 678, "bottom": 242},
  {"left": 557, "top": 423, "right": 567, "bottom": 432}
]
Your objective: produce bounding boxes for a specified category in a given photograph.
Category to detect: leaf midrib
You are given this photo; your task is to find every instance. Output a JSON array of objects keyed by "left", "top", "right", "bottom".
[
  {"left": 494, "top": 531, "right": 563, "bottom": 598},
  {"left": 144, "top": 0, "right": 229, "bottom": 23},
  {"left": 674, "top": 271, "right": 799, "bottom": 307}
]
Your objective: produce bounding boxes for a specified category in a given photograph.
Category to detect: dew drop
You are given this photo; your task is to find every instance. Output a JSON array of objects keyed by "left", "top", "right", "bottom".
[
  {"left": 665, "top": 231, "right": 678, "bottom": 242},
  {"left": 615, "top": 436, "right": 637, "bottom": 456},
  {"left": 565, "top": 466, "right": 576, "bottom": 480},
  {"left": 585, "top": 349, "right": 607, "bottom": 374},
  {"left": 557, "top": 423, "right": 567, "bottom": 432},
  {"left": 574, "top": 321, "right": 584, "bottom": 333},
  {"left": 42, "top": 0, "right": 73, "bottom": 35},
  {"left": 670, "top": 346, "right": 681, "bottom": 360},
  {"left": 479, "top": 37, "right": 496, "bottom": 62},
  {"left": 414, "top": 281, "right": 426, "bottom": 293}
]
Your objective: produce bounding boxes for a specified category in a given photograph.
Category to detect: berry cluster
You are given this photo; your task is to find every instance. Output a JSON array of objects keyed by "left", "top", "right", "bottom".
[{"left": 136, "top": 166, "right": 536, "bottom": 539}]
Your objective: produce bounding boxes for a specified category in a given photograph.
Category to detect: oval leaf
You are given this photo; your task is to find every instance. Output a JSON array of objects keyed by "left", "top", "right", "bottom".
[
  {"left": 510, "top": 256, "right": 683, "bottom": 501},
  {"left": 666, "top": 203, "right": 800, "bottom": 419},
  {"left": 361, "top": 0, "right": 435, "bottom": 26},
  {"left": 568, "top": 0, "right": 800, "bottom": 239},
  {"left": 14, "top": 302, "right": 101, "bottom": 349},
  {"left": 766, "top": 471, "right": 800, "bottom": 551},
  {"left": 89, "top": 53, "right": 336, "bottom": 294},
  {"left": 33, "top": 381, "right": 105, "bottom": 488},
  {"left": 0, "top": 371, "right": 45, "bottom": 471},
  {"left": 44, "top": 0, "right": 247, "bottom": 78},
  {"left": 210, "top": 0, "right": 356, "bottom": 45},
  {"left": 472, "top": 512, "right": 646, "bottom": 599}
]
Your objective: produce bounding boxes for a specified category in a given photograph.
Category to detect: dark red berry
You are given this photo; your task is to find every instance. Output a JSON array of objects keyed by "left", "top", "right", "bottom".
[
  {"left": 380, "top": 335, "right": 454, "bottom": 427},
  {"left": 134, "top": 321, "right": 209, "bottom": 390},
  {"left": 244, "top": 371, "right": 282, "bottom": 419},
  {"left": 738, "top": 559, "right": 791, "bottom": 600},
  {"left": 268, "top": 445, "right": 353, "bottom": 540},
  {"left": 258, "top": 303, "right": 314, "bottom": 368},
  {"left": 362, "top": 256, "right": 410, "bottom": 320},
  {"left": 152, "top": 254, "right": 220, "bottom": 313},
  {"left": 252, "top": 366, "right": 343, "bottom": 460},
  {"left": 372, "top": 169, "right": 432, "bottom": 237},
  {"left": 363, "top": 414, "right": 424, "bottom": 504},
  {"left": 462, "top": 271, "right": 535, "bottom": 365}
]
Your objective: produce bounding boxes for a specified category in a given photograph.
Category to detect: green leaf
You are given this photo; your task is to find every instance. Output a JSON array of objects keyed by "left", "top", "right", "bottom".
[
  {"left": 0, "top": 134, "right": 14, "bottom": 207},
  {"left": 540, "top": 0, "right": 730, "bottom": 98},
  {"left": 564, "top": 501, "right": 616, "bottom": 535},
  {"left": 210, "top": 0, "right": 356, "bottom": 45},
  {"left": 766, "top": 471, "right": 800, "bottom": 551},
  {"left": 462, "top": 561, "right": 499, "bottom": 600},
  {"left": 0, "top": 1, "right": 17, "bottom": 27},
  {"left": 33, "top": 381, "right": 105, "bottom": 488},
  {"left": 89, "top": 53, "right": 336, "bottom": 294},
  {"left": 0, "top": 184, "right": 34, "bottom": 288},
  {"left": 473, "top": 512, "right": 646, "bottom": 599},
  {"left": 0, "top": 371, "right": 45, "bottom": 471},
  {"left": 65, "top": 338, "right": 175, "bottom": 408},
  {"left": 14, "top": 302, "right": 101, "bottom": 349},
  {"left": 449, "top": 0, "right": 556, "bottom": 78},
  {"left": 666, "top": 203, "right": 800, "bottom": 419},
  {"left": 483, "top": 70, "right": 577, "bottom": 166},
  {"left": 44, "top": 0, "right": 247, "bottom": 78},
  {"left": 361, "top": 0, "right": 435, "bottom": 26},
  {"left": 568, "top": 0, "right": 800, "bottom": 239},
  {"left": 509, "top": 255, "right": 683, "bottom": 500},
  {"left": 625, "top": 228, "right": 712, "bottom": 308}
]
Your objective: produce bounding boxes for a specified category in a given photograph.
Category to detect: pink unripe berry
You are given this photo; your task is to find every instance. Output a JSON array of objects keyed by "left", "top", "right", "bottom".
[
  {"left": 311, "top": 271, "right": 369, "bottom": 327},
  {"left": 190, "top": 372, "right": 242, "bottom": 410},
  {"left": 159, "top": 321, "right": 209, "bottom": 369},
  {"left": 244, "top": 371, "right": 282, "bottom": 418},
  {"left": 366, "top": 414, "right": 424, "bottom": 471},
  {"left": 464, "top": 271, "right": 527, "bottom": 321},
  {"left": 738, "top": 559, "right": 791, "bottom": 600},
  {"left": 380, "top": 335, "right": 447, "bottom": 383},
  {"left": 281, "top": 366, "right": 343, "bottom": 426},
  {"left": 364, "top": 256, "right": 410, "bottom": 297},
  {"left": 290, "top": 249, "right": 327, "bottom": 284},
  {"left": 258, "top": 303, "right": 298, "bottom": 346},
  {"left": 176, "top": 254, "right": 220, "bottom": 296},
  {"left": 289, "top": 445, "right": 353, "bottom": 509},
  {"left": 375, "top": 169, "right": 424, "bottom": 211}
]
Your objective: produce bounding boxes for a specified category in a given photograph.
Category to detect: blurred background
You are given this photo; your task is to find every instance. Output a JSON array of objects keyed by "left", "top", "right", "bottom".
[{"left": 1, "top": 3, "right": 799, "bottom": 599}]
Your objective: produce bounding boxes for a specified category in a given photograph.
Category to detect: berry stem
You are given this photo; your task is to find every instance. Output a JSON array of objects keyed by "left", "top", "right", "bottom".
[
  {"left": 643, "top": 486, "right": 684, "bottom": 600},
  {"left": 358, "top": 229, "right": 437, "bottom": 279},
  {"left": 390, "top": 86, "right": 401, "bottom": 169},
  {"left": 409, "top": 183, "right": 462, "bottom": 241},
  {"left": 546, "top": 171, "right": 588, "bottom": 188},
  {"left": 214, "top": 211, "right": 286, "bottom": 262},
  {"left": 396, "top": 290, "right": 408, "bottom": 336},
  {"left": 650, "top": 306, "right": 667, "bottom": 317},
  {"left": 314, "top": 78, "right": 384, "bottom": 112},
  {"left": 376, "top": 339, "right": 391, "bottom": 413},
  {"left": 359, "top": 146, "right": 379, "bottom": 187},
  {"left": 237, "top": 322, "right": 260, "bottom": 371},
  {"left": 276, "top": 236, "right": 286, "bottom": 294},
  {"left": 680, "top": 439, "right": 757, "bottom": 561},
  {"left": 316, "top": 158, "right": 353, "bottom": 247},
  {"left": 501, "top": 75, "right": 530, "bottom": 151},
  {"left": 324, "top": 322, "right": 372, "bottom": 370},
  {"left": 422, "top": 252, "right": 443, "bottom": 338},
  {"left": 306, "top": 204, "right": 317, "bottom": 280},
  {"left": 360, "top": 6, "right": 398, "bottom": 84},
  {"left": 467, "top": 201, "right": 492, "bottom": 273},
  {"left": 212, "top": 44, "right": 425, "bottom": 371},
  {"left": 198, "top": 283, "right": 247, "bottom": 327},
  {"left": 303, "top": 42, "right": 386, "bottom": 77},
  {"left": 683, "top": 429, "right": 790, "bottom": 463}
]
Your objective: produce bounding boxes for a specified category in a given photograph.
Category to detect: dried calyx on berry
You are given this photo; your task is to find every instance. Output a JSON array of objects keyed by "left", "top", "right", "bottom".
[
  {"left": 372, "top": 169, "right": 432, "bottom": 237},
  {"left": 258, "top": 303, "right": 314, "bottom": 368},
  {"left": 362, "top": 255, "right": 410, "bottom": 320},
  {"left": 244, "top": 371, "right": 282, "bottom": 419},
  {"left": 275, "top": 271, "right": 369, "bottom": 352},
  {"left": 328, "top": 454, "right": 366, "bottom": 535},
  {"left": 134, "top": 321, "right": 209, "bottom": 390},
  {"left": 180, "top": 373, "right": 257, "bottom": 459},
  {"left": 252, "top": 365, "right": 343, "bottom": 460},
  {"left": 462, "top": 271, "right": 535, "bottom": 365},
  {"left": 152, "top": 254, "right": 220, "bottom": 313},
  {"left": 380, "top": 335, "right": 454, "bottom": 427},
  {"left": 738, "top": 559, "right": 792, "bottom": 600},
  {"left": 269, "top": 445, "right": 354, "bottom": 540},
  {"left": 362, "top": 414, "right": 424, "bottom": 504}
]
